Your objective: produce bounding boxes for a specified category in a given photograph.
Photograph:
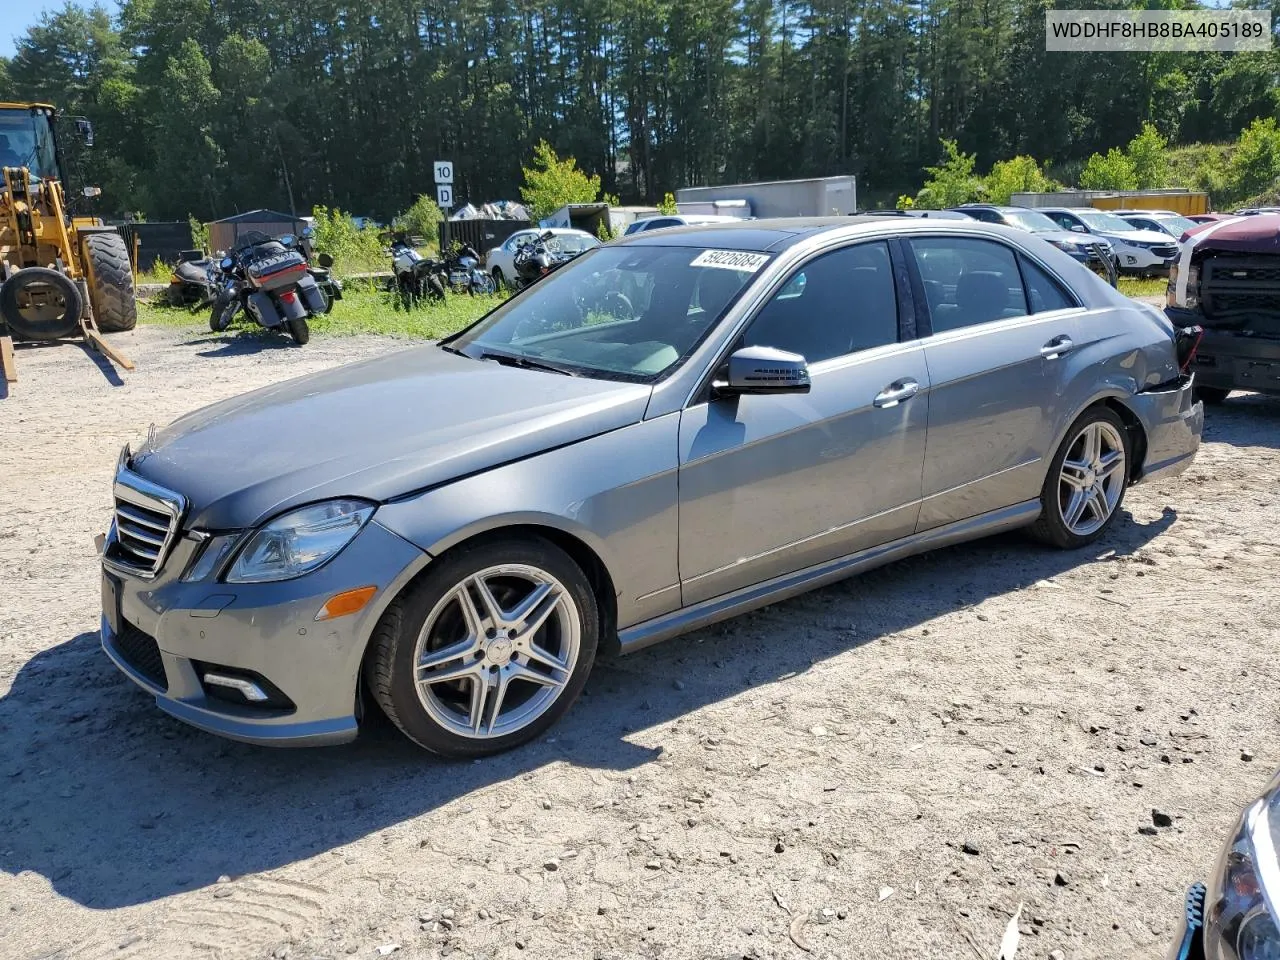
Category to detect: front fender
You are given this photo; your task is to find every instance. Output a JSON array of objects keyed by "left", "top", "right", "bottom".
[{"left": 373, "top": 414, "right": 682, "bottom": 630}]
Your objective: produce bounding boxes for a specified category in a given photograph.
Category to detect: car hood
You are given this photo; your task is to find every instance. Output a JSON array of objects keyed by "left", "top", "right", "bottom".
[
  {"left": 1031, "top": 228, "right": 1108, "bottom": 247},
  {"left": 128, "top": 345, "right": 652, "bottom": 530},
  {"left": 1100, "top": 229, "right": 1174, "bottom": 246},
  {"left": 1184, "top": 214, "right": 1280, "bottom": 255}
]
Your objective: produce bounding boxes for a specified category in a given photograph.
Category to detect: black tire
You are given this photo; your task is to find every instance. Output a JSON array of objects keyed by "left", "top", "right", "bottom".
[
  {"left": 83, "top": 232, "right": 137, "bottom": 332},
  {"left": 492, "top": 267, "right": 506, "bottom": 290},
  {"left": 1031, "top": 405, "right": 1132, "bottom": 550},
  {"left": 365, "top": 535, "right": 599, "bottom": 758},
  {"left": 1195, "top": 386, "right": 1230, "bottom": 405},
  {"left": 286, "top": 316, "right": 310, "bottom": 345},
  {"left": 0, "top": 267, "right": 84, "bottom": 340},
  {"left": 209, "top": 298, "right": 236, "bottom": 332}
]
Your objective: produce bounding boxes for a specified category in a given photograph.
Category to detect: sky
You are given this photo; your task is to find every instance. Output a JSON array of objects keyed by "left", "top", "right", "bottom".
[{"left": 0, "top": 0, "right": 122, "bottom": 58}]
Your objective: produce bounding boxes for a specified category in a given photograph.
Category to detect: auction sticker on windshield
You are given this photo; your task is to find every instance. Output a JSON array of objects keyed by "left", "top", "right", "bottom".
[{"left": 691, "top": 250, "right": 770, "bottom": 272}]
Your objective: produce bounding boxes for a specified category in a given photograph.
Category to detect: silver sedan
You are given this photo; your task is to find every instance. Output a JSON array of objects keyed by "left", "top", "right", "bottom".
[{"left": 101, "top": 217, "right": 1204, "bottom": 756}]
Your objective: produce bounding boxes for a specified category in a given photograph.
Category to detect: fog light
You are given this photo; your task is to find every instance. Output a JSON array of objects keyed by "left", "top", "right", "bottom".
[
  {"left": 203, "top": 672, "right": 269, "bottom": 702},
  {"left": 316, "top": 585, "right": 377, "bottom": 621}
]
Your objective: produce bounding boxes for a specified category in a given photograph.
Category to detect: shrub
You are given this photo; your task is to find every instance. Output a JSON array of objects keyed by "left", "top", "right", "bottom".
[{"left": 310, "top": 205, "right": 386, "bottom": 277}]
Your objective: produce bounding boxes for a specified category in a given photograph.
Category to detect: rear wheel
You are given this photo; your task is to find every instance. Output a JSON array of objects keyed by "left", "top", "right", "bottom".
[
  {"left": 1031, "top": 406, "right": 1131, "bottom": 549},
  {"left": 286, "top": 316, "right": 310, "bottom": 345},
  {"left": 83, "top": 232, "right": 137, "bottom": 332},
  {"left": 1195, "top": 386, "right": 1230, "bottom": 405},
  {"left": 366, "top": 536, "right": 598, "bottom": 757}
]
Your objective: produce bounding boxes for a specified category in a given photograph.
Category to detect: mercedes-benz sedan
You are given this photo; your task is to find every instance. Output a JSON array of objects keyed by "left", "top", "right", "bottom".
[{"left": 101, "top": 217, "right": 1203, "bottom": 756}]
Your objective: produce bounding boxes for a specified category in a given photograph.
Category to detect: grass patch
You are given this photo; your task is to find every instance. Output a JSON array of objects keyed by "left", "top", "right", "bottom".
[
  {"left": 1117, "top": 276, "right": 1167, "bottom": 298},
  {"left": 137, "top": 286, "right": 503, "bottom": 340}
]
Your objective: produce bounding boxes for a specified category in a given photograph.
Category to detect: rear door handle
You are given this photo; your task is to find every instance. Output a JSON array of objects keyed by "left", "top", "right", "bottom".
[
  {"left": 873, "top": 378, "right": 920, "bottom": 408},
  {"left": 1040, "top": 335, "right": 1074, "bottom": 359}
]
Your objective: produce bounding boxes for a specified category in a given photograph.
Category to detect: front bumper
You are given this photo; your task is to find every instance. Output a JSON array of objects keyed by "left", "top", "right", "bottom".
[
  {"left": 1167, "top": 316, "right": 1280, "bottom": 396},
  {"left": 101, "top": 517, "right": 426, "bottom": 747},
  {"left": 1166, "top": 882, "right": 1207, "bottom": 960},
  {"left": 1115, "top": 245, "right": 1175, "bottom": 273},
  {"left": 1130, "top": 373, "right": 1204, "bottom": 484}
]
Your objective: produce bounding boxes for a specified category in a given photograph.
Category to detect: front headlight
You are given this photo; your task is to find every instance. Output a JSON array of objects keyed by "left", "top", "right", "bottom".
[
  {"left": 225, "top": 499, "right": 375, "bottom": 583},
  {"left": 1204, "top": 785, "right": 1280, "bottom": 960}
]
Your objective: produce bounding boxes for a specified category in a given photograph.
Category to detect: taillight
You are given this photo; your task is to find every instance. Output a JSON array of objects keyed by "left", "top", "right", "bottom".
[{"left": 279, "top": 290, "right": 298, "bottom": 303}]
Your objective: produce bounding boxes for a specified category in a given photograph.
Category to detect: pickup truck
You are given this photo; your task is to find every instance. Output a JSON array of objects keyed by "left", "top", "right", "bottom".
[{"left": 1166, "top": 214, "right": 1280, "bottom": 402}]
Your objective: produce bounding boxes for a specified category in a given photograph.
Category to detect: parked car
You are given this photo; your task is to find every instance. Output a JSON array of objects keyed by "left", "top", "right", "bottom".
[
  {"left": 1040, "top": 206, "right": 1178, "bottom": 276},
  {"left": 100, "top": 218, "right": 1203, "bottom": 756},
  {"left": 1113, "top": 210, "right": 1201, "bottom": 241},
  {"left": 856, "top": 209, "right": 972, "bottom": 219},
  {"left": 950, "top": 204, "right": 1116, "bottom": 281},
  {"left": 1233, "top": 206, "right": 1280, "bottom": 216},
  {"left": 1166, "top": 769, "right": 1280, "bottom": 960},
  {"left": 1166, "top": 213, "right": 1280, "bottom": 403},
  {"left": 623, "top": 213, "right": 745, "bottom": 235},
  {"left": 485, "top": 228, "right": 600, "bottom": 288},
  {"left": 1187, "top": 213, "right": 1233, "bottom": 225}
]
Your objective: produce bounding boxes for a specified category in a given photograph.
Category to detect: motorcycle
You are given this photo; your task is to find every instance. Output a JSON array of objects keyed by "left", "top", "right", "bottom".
[
  {"left": 512, "top": 231, "right": 559, "bottom": 290},
  {"left": 390, "top": 237, "right": 446, "bottom": 301},
  {"left": 166, "top": 250, "right": 219, "bottom": 307},
  {"left": 443, "top": 243, "right": 496, "bottom": 296},
  {"left": 208, "top": 229, "right": 327, "bottom": 344}
]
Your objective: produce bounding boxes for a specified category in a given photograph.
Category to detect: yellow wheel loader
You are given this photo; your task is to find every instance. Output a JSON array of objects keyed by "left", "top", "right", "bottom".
[{"left": 0, "top": 102, "right": 136, "bottom": 384}]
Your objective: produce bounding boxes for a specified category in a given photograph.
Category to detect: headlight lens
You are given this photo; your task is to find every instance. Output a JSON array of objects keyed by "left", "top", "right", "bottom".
[
  {"left": 225, "top": 499, "right": 375, "bottom": 583},
  {"left": 1205, "top": 790, "right": 1280, "bottom": 960}
]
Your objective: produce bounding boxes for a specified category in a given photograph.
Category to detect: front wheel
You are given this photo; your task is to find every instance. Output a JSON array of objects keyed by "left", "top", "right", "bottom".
[
  {"left": 1031, "top": 406, "right": 1131, "bottom": 549},
  {"left": 365, "top": 536, "right": 599, "bottom": 757},
  {"left": 286, "top": 316, "right": 310, "bottom": 345}
]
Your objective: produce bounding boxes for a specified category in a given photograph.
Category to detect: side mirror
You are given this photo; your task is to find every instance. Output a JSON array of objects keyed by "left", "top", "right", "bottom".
[
  {"left": 76, "top": 119, "right": 94, "bottom": 147},
  {"left": 317, "top": 253, "right": 334, "bottom": 268},
  {"left": 279, "top": 234, "right": 296, "bottom": 247},
  {"left": 1071, "top": 224, "right": 1087, "bottom": 233},
  {"left": 715, "top": 346, "right": 811, "bottom": 397},
  {"left": 220, "top": 257, "right": 234, "bottom": 270}
]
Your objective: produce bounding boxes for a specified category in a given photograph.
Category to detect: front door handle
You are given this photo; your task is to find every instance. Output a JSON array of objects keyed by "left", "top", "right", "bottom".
[
  {"left": 1041, "top": 335, "right": 1074, "bottom": 359},
  {"left": 873, "top": 378, "right": 920, "bottom": 409}
]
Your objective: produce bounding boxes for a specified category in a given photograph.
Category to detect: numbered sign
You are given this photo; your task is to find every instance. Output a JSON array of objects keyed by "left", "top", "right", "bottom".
[
  {"left": 436, "top": 184, "right": 454, "bottom": 207},
  {"left": 433, "top": 161, "right": 454, "bottom": 184}
]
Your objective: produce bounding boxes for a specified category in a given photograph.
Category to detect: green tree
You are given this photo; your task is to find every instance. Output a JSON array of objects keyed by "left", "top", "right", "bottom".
[
  {"left": 1078, "top": 149, "right": 1138, "bottom": 190},
  {"left": 393, "top": 195, "right": 444, "bottom": 241},
  {"left": 914, "top": 139, "right": 983, "bottom": 208},
  {"left": 983, "top": 156, "right": 1057, "bottom": 205},
  {"left": 520, "top": 140, "right": 601, "bottom": 221},
  {"left": 188, "top": 213, "right": 209, "bottom": 253},
  {"left": 1127, "top": 122, "right": 1169, "bottom": 190},
  {"left": 657, "top": 192, "right": 678, "bottom": 215},
  {"left": 1227, "top": 118, "right": 1280, "bottom": 204}
]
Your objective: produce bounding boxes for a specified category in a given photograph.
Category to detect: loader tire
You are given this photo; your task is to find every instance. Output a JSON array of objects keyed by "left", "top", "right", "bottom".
[
  {"left": 0, "top": 267, "right": 84, "bottom": 340},
  {"left": 83, "top": 232, "right": 137, "bottom": 332}
]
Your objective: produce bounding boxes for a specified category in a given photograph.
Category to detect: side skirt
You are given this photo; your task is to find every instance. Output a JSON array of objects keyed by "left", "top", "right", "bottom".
[{"left": 617, "top": 500, "right": 1041, "bottom": 655}]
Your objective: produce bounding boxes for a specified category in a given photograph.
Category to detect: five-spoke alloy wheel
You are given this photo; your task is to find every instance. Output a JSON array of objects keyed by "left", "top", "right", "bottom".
[
  {"left": 367, "top": 536, "right": 598, "bottom": 757},
  {"left": 1032, "top": 406, "right": 1132, "bottom": 549}
]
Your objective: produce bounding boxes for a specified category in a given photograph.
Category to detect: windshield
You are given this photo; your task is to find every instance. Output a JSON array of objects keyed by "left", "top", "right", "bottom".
[
  {"left": 1003, "top": 209, "right": 1065, "bottom": 233},
  {"left": 1076, "top": 210, "right": 1140, "bottom": 233},
  {"left": 549, "top": 234, "right": 600, "bottom": 255},
  {"left": 1156, "top": 215, "right": 1198, "bottom": 236},
  {"left": 449, "top": 245, "right": 768, "bottom": 381},
  {"left": 0, "top": 108, "right": 59, "bottom": 180}
]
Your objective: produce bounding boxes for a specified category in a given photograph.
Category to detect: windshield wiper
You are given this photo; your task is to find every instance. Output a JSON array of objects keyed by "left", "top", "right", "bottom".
[
  {"left": 437, "top": 342, "right": 471, "bottom": 358},
  {"left": 477, "top": 350, "right": 577, "bottom": 376}
]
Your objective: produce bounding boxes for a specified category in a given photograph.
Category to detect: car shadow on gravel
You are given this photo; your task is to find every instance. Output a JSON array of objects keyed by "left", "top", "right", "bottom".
[
  {"left": 1204, "top": 393, "right": 1280, "bottom": 448},
  {"left": 0, "top": 508, "right": 1175, "bottom": 909}
]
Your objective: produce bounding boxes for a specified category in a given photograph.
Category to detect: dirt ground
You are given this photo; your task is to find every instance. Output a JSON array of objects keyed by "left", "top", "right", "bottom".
[{"left": 2, "top": 324, "right": 1278, "bottom": 960}]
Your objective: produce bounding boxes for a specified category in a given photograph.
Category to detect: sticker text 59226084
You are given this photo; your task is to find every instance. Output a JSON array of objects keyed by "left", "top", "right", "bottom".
[{"left": 690, "top": 250, "right": 770, "bottom": 272}]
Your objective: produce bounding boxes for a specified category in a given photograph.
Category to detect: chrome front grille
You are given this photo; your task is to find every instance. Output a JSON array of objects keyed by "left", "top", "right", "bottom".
[{"left": 106, "top": 465, "right": 186, "bottom": 578}]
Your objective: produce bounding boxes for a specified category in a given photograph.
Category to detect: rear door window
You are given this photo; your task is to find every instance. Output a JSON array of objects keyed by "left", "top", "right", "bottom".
[
  {"left": 1019, "top": 255, "right": 1077, "bottom": 313},
  {"left": 908, "top": 237, "right": 1028, "bottom": 333}
]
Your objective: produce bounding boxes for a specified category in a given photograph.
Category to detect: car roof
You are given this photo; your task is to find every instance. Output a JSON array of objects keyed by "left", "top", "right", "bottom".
[
  {"left": 613, "top": 215, "right": 1022, "bottom": 252},
  {"left": 1114, "top": 209, "right": 1179, "bottom": 217}
]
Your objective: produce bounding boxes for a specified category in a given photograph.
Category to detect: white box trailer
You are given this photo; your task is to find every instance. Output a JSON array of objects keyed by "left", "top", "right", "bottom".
[{"left": 676, "top": 176, "right": 857, "bottom": 218}]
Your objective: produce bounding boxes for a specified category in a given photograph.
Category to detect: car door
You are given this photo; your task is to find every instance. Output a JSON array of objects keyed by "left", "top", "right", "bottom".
[
  {"left": 677, "top": 240, "right": 930, "bottom": 605},
  {"left": 907, "top": 235, "right": 1083, "bottom": 530}
]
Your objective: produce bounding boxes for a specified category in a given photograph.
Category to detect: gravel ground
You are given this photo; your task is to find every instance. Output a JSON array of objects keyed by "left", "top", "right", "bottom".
[{"left": 1, "top": 324, "right": 1278, "bottom": 960}]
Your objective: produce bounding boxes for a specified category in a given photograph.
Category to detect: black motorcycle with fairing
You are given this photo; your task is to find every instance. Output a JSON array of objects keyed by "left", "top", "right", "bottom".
[{"left": 209, "top": 230, "right": 327, "bottom": 344}]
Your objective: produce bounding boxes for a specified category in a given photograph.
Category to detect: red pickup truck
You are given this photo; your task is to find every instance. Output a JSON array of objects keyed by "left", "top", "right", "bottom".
[{"left": 1166, "top": 214, "right": 1280, "bottom": 402}]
